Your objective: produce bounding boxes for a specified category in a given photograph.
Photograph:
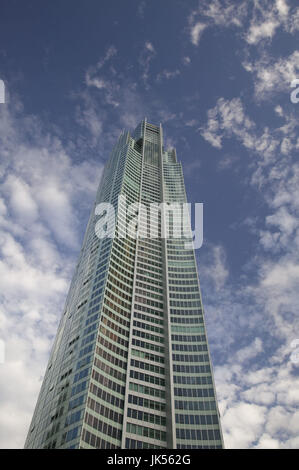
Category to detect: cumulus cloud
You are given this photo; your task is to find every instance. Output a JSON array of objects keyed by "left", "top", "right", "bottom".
[
  {"left": 81, "top": 43, "right": 178, "bottom": 138},
  {"left": 85, "top": 70, "right": 120, "bottom": 108},
  {"left": 245, "top": 0, "right": 286, "bottom": 44},
  {"left": 213, "top": 342, "right": 299, "bottom": 448},
  {"left": 0, "top": 99, "right": 102, "bottom": 448},
  {"left": 190, "top": 22, "right": 207, "bottom": 46},
  {"left": 243, "top": 50, "right": 299, "bottom": 101},
  {"left": 0, "top": 57, "right": 179, "bottom": 447},
  {"left": 200, "top": 96, "right": 299, "bottom": 170},
  {"left": 199, "top": 244, "right": 229, "bottom": 291},
  {"left": 188, "top": 0, "right": 248, "bottom": 46},
  {"left": 235, "top": 338, "right": 263, "bottom": 364},
  {"left": 187, "top": 0, "right": 299, "bottom": 48},
  {"left": 222, "top": 402, "right": 267, "bottom": 448},
  {"left": 200, "top": 94, "right": 299, "bottom": 448},
  {"left": 200, "top": 97, "right": 256, "bottom": 149},
  {"left": 245, "top": 0, "right": 299, "bottom": 45}
]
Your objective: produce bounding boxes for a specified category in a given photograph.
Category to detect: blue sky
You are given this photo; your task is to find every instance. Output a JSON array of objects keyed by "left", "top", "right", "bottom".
[{"left": 0, "top": 0, "right": 299, "bottom": 449}]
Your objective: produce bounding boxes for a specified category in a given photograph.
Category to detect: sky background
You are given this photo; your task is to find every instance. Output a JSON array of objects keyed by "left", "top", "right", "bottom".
[{"left": 0, "top": 0, "right": 299, "bottom": 449}]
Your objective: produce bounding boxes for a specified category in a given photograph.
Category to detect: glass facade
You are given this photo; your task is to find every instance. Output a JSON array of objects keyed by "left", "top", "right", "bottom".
[{"left": 24, "top": 120, "right": 224, "bottom": 449}]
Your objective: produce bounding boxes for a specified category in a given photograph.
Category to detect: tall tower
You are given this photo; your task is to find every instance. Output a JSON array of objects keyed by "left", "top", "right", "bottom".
[{"left": 25, "top": 120, "right": 224, "bottom": 449}]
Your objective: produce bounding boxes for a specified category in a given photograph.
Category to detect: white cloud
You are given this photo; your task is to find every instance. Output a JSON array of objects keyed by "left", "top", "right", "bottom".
[
  {"left": 200, "top": 97, "right": 255, "bottom": 149},
  {"left": 261, "top": 261, "right": 299, "bottom": 289},
  {"left": 185, "top": 119, "right": 198, "bottom": 127},
  {"left": 243, "top": 50, "right": 299, "bottom": 100},
  {"left": 222, "top": 402, "right": 267, "bottom": 448},
  {"left": 266, "top": 206, "right": 297, "bottom": 237},
  {"left": 84, "top": 45, "right": 120, "bottom": 110},
  {"left": 0, "top": 79, "right": 179, "bottom": 448},
  {"left": 0, "top": 99, "right": 102, "bottom": 448},
  {"left": 200, "top": 93, "right": 299, "bottom": 448},
  {"left": 139, "top": 41, "right": 156, "bottom": 88},
  {"left": 276, "top": 0, "right": 289, "bottom": 17},
  {"left": 246, "top": 17, "right": 280, "bottom": 45},
  {"left": 265, "top": 406, "right": 291, "bottom": 435},
  {"left": 182, "top": 56, "right": 191, "bottom": 65},
  {"left": 203, "top": 0, "right": 247, "bottom": 27},
  {"left": 188, "top": 0, "right": 247, "bottom": 46},
  {"left": 3, "top": 175, "right": 39, "bottom": 224},
  {"left": 235, "top": 338, "right": 263, "bottom": 364},
  {"left": 246, "top": 0, "right": 299, "bottom": 45},
  {"left": 0, "top": 361, "right": 42, "bottom": 448},
  {"left": 85, "top": 74, "right": 120, "bottom": 108},
  {"left": 144, "top": 41, "right": 155, "bottom": 53},
  {"left": 202, "top": 244, "right": 229, "bottom": 291},
  {"left": 214, "top": 355, "right": 299, "bottom": 448},
  {"left": 201, "top": 97, "right": 299, "bottom": 178},
  {"left": 94, "top": 45, "right": 117, "bottom": 70},
  {"left": 190, "top": 22, "right": 207, "bottom": 46},
  {"left": 241, "top": 383, "right": 276, "bottom": 406},
  {"left": 187, "top": 0, "right": 299, "bottom": 52},
  {"left": 287, "top": 6, "right": 299, "bottom": 33},
  {"left": 254, "top": 433, "right": 280, "bottom": 449},
  {"left": 76, "top": 103, "right": 104, "bottom": 146}
]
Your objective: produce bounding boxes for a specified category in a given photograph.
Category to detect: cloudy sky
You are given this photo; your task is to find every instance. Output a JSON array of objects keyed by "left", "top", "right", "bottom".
[{"left": 0, "top": 0, "right": 299, "bottom": 449}]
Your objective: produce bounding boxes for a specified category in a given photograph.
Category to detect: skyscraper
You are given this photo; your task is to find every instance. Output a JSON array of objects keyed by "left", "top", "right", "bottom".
[{"left": 24, "top": 120, "right": 224, "bottom": 449}]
